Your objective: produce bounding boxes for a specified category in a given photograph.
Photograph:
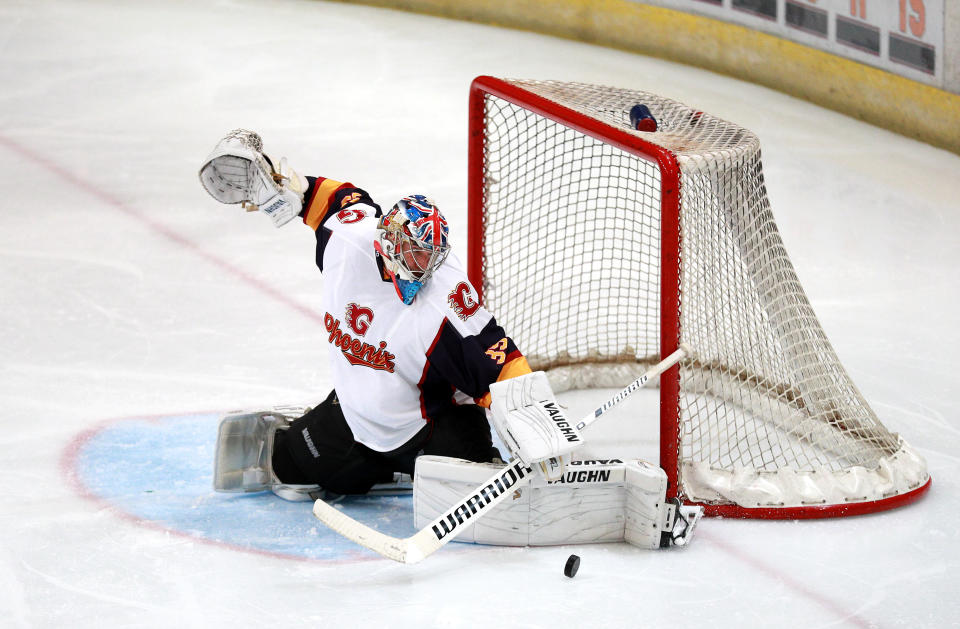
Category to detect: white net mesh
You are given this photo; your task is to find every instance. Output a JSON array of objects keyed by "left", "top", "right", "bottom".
[{"left": 473, "top": 78, "right": 928, "bottom": 514}]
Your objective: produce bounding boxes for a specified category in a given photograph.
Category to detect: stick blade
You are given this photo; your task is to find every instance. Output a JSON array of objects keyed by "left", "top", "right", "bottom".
[{"left": 312, "top": 499, "right": 416, "bottom": 563}]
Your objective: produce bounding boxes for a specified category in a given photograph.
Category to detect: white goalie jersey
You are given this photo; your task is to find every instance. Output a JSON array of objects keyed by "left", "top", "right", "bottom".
[{"left": 301, "top": 177, "right": 531, "bottom": 452}]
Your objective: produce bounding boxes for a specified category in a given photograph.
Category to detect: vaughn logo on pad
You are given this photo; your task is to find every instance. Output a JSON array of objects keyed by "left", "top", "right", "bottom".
[{"left": 540, "top": 400, "right": 580, "bottom": 443}]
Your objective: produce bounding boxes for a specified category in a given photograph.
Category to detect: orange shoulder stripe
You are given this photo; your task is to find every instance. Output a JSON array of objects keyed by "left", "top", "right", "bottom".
[{"left": 303, "top": 177, "right": 347, "bottom": 230}]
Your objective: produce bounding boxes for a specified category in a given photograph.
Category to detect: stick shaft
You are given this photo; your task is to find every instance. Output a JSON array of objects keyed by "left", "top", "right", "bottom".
[{"left": 576, "top": 344, "right": 689, "bottom": 431}]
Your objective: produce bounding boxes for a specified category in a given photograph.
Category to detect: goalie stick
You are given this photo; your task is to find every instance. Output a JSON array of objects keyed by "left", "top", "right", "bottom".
[{"left": 312, "top": 344, "right": 691, "bottom": 564}]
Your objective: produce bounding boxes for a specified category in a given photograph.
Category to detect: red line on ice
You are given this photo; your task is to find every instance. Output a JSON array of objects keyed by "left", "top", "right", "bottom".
[{"left": 699, "top": 529, "right": 877, "bottom": 628}]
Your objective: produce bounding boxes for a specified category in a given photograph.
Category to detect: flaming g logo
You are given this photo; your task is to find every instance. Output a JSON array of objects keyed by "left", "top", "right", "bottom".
[
  {"left": 448, "top": 281, "right": 480, "bottom": 321},
  {"left": 345, "top": 303, "right": 374, "bottom": 336}
]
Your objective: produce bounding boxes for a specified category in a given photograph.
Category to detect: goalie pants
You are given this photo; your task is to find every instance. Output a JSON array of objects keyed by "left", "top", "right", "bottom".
[{"left": 272, "top": 389, "right": 500, "bottom": 495}]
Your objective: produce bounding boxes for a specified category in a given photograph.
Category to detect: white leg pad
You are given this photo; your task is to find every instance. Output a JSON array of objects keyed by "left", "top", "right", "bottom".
[
  {"left": 414, "top": 456, "right": 627, "bottom": 546},
  {"left": 624, "top": 460, "right": 671, "bottom": 549},
  {"left": 625, "top": 460, "right": 704, "bottom": 549},
  {"left": 213, "top": 406, "right": 312, "bottom": 494},
  {"left": 414, "top": 456, "right": 703, "bottom": 548}
]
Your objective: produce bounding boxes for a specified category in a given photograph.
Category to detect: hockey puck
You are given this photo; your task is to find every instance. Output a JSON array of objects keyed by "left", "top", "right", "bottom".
[{"left": 564, "top": 554, "right": 580, "bottom": 578}]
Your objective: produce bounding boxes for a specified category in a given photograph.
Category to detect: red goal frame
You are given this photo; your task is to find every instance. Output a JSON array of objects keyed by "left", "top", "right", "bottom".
[{"left": 465, "top": 75, "right": 931, "bottom": 518}]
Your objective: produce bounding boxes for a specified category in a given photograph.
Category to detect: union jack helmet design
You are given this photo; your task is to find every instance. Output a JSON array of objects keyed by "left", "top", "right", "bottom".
[
  {"left": 397, "top": 194, "right": 449, "bottom": 249},
  {"left": 374, "top": 194, "right": 451, "bottom": 305}
]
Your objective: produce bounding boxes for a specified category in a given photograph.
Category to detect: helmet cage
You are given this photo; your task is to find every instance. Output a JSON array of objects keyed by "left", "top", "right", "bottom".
[
  {"left": 388, "top": 231, "right": 450, "bottom": 283},
  {"left": 376, "top": 196, "right": 450, "bottom": 302}
]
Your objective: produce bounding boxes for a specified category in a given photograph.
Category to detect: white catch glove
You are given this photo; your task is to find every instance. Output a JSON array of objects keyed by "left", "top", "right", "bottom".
[
  {"left": 489, "top": 371, "right": 583, "bottom": 479},
  {"left": 198, "top": 129, "right": 307, "bottom": 228}
]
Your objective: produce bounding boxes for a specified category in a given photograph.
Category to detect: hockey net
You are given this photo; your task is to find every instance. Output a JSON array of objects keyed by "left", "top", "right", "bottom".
[{"left": 467, "top": 76, "right": 930, "bottom": 518}]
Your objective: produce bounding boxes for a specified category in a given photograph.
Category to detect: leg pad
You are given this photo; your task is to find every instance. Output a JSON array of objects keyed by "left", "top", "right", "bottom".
[{"left": 212, "top": 407, "right": 309, "bottom": 493}]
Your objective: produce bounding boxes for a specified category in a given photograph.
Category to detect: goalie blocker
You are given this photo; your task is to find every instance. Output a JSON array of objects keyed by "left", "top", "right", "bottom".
[
  {"left": 489, "top": 370, "right": 582, "bottom": 481},
  {"left": 413, "top": 456, "right": 702, "bottom": 549}
]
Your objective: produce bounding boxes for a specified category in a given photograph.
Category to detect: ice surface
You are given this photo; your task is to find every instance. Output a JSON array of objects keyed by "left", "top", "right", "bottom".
[{"left": 1, "top": 0, "right": 959, "bottom": 627}]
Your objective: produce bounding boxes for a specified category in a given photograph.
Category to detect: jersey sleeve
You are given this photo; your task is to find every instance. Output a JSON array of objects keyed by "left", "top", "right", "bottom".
[
  {"left": 424, "top": 316, "right": 531, "bottom": 409},
  {"left": 300, "top": 176, "right": 382, "bottom": 272}
]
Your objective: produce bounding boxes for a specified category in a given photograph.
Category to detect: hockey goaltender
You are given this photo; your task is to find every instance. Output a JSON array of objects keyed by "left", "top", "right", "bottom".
[{"left": 198, "top": 129, "right": 701, "bottom": 556}]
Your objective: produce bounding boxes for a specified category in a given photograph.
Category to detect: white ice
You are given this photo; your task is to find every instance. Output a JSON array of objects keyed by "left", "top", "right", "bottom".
[{"left": 1, "top": 0, "right": 959, "bottom": 627}]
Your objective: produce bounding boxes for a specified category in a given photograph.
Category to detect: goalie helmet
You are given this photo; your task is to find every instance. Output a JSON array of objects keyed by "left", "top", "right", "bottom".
[{"left": 374, "top": 195, "right": 450, "bottom": 305}]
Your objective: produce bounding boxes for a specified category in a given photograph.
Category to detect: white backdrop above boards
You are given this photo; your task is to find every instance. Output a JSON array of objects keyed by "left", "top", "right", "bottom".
[{"left": 638, "top": 0, "right": 952, "bottom": 88}]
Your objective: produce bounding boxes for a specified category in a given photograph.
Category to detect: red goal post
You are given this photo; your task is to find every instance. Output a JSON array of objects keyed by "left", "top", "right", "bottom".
[{"left": 466, "top": 75, "right": 931, "bottom": 519}]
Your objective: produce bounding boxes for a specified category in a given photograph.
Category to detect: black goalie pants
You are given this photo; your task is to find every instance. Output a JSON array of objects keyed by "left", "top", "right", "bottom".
[{"left": 271, "top": 389, "right": 500, "bottom": 495}]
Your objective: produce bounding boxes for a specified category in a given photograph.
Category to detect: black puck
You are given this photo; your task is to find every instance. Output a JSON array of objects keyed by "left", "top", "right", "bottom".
[{"left": 564, "top": 554, "right": 580, "bottom": 578}]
